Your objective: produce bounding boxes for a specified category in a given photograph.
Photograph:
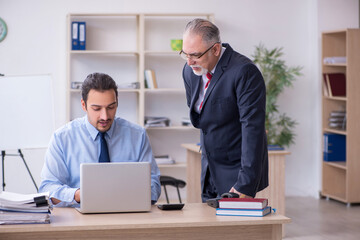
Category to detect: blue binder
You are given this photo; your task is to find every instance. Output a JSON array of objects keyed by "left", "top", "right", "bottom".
[
  {"left": 323, "top": 133, "right": 346, "bottom": 161},
  {"left": 71, "top": 22, "right": 79, "bottom": 50},
  {"left": 78, "top": 22, "right": 86, "bottom": 50}
]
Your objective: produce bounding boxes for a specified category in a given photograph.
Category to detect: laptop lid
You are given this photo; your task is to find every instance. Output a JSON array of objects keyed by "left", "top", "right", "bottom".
[{"left": 77, "top": 162, "right": 151, "bottom": 214}]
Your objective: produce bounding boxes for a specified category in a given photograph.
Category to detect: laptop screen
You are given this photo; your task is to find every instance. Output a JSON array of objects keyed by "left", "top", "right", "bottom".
[{"left": 78, "top": 162, "right": 151, "bottom": 213}]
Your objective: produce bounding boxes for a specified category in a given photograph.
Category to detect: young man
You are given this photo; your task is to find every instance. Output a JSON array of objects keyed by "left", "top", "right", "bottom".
[
  {"left": 39, "top": 73, "right": 161, "bottom": 207},
  {"left": 181, "top": 19, "right": 268, "bottom": 202}
]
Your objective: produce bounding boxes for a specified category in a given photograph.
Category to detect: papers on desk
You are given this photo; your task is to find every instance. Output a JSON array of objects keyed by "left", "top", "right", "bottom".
[
  {"left": 0, "top": 191, "right": 51, "bottom": 225},
  {"left": 0, "top": 211, "right": 50, "bottom": 225}
]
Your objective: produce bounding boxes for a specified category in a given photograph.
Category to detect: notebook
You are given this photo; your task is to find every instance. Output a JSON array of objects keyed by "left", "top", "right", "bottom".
[{"left": 76, "top": 162, "right": 151, "bottom": 214}]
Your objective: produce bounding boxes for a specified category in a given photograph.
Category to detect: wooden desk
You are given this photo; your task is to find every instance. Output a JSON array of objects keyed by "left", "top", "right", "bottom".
[
  {"left": 0, "top": 203, "right": 290, "bottom": 240},
  {"left": 181, "top": 144, "right": 290, "bottom": 217}
]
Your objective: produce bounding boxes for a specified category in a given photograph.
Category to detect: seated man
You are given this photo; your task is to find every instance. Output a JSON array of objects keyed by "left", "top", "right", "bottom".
[{"left": 39, "top": 73, "right": 161, "bottom": 207}]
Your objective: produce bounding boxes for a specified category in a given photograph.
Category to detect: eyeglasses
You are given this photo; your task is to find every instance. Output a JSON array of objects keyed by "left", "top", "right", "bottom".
[{"left": 179, "top": 42, "right": 220, "bottom": 60}]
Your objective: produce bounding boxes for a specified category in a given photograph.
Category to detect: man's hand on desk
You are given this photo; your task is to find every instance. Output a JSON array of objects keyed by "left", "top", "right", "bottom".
[
  {"left": 74, "top": 189, "right": 80, "bottom": 203},
  {"left": 51, "top": 197, "right": 61, "bottom": 205},
  {"left": 50, "top": 189, "right": 80, "bottom": 205},
  {"left": 230, "top": 187, "right": 252, "bottom": 199}
]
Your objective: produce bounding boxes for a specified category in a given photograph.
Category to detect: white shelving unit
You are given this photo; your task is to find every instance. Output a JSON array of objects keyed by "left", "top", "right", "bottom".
[{"left": 67, "top": 14, "right": 214, "bottom": 200}]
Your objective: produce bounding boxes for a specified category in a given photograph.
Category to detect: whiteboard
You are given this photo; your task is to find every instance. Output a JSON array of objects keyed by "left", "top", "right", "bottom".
[{"left": 0, "top": 75, "right": 55, "bottom": 150}]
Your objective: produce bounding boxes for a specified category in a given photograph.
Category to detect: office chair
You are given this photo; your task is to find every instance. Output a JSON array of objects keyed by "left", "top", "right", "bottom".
[{"left": 160, "top": 176, "right": 186, "bottom": 204}]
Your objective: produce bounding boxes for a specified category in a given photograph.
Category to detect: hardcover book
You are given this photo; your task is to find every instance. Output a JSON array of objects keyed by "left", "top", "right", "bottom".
[
  {"left": 216, "top": 206, "right": 272, "bottom": 217},
  {"left": 330, "top": 111, "right": 346, "bottom": 117},
  {"left": 144, "top": 69, "right": 157, "bottom": 89},
  {"left": 323, "top": 73, "right": 346, "bottom": 97},
  {"left": 268, "top": 145, "right": 284, "bottom": 151},
  {"left": 218, "top": 198, "right": 268, "bottom": 209}
]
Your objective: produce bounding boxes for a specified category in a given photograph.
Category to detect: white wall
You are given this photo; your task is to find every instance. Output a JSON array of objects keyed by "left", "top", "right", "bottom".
[{"left": 0, "top": 0, "right": 358, "bottom": 197}]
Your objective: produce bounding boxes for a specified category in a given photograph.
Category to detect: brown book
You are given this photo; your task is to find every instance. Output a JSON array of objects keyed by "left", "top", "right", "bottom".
[
  {"left": 324, "top": 73, "right": 346, "bottom": 97},
  {"left": 151, "top": 70, "right": 157, "bottom": 88}
]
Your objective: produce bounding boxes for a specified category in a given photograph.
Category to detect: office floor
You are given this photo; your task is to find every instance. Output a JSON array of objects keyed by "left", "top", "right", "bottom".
[{"left": 284, "top": 196, "right": 360, "bottom": 240}]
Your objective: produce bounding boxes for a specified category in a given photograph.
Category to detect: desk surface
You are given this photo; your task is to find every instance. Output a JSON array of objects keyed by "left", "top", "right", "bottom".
[
  {"left": 0, "top": 203, "right": 290, "bottom": 233},
  {"left": 0, "top": 203, "right": 290, "bottom": 240}
]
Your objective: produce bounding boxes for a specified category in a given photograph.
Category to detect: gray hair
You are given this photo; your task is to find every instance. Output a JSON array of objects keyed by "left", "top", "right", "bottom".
[{"left": 184, "top": 18, "right": 221, "bottom": 44}]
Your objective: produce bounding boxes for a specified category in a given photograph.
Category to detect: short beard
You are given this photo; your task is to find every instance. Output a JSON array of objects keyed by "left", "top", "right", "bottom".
[{"left": 190, "top": 65, "right": 208, "bottom": 76}]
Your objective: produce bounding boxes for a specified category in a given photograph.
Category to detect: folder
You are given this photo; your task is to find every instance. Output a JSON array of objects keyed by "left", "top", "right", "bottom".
[
  {"left": 71, "top": 22, "right": 79, "bottom": 50},
  {"left": 323, "top": 133, "right": 346, "bottom": 161},
  {"left": 78, "top": 22, "right": 86, "bottom": 50}
]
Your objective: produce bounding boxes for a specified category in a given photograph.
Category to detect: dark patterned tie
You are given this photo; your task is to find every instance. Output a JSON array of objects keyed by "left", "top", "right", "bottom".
[{"left": 98, "top": 132, "right": 110, "bottom": 163}]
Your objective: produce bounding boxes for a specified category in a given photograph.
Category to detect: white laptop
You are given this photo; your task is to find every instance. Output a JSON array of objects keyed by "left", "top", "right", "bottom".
[{"left": 76, "top": 162, "right": 151, "bottom": 214}]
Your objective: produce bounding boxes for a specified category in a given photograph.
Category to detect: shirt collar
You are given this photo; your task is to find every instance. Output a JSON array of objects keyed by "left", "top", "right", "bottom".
[
  {"left": 85, "top": 115, "right": 116, "bottom": 141},
  {"left": 209, "top": 46, "right": 226, "bottom": 75}
]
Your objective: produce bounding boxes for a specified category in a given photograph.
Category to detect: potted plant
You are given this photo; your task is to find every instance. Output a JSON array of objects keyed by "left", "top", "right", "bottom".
[{"left": 252, "top": 44, "right": 302, "bottom": 148}]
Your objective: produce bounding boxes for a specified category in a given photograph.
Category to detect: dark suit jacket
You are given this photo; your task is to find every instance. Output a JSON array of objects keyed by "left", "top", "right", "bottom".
[{"left": 182, "top": 43, "right": 268, "bottom": 197}]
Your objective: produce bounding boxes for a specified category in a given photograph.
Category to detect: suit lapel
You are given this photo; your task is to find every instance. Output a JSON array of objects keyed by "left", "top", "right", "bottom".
[
  {"left": 190, "top": 75, "right": 202, "bottom": 111},
  {"left": 202, "top": 68, "right": 223, "bottom": 107},
  {"left": 201, "top": 44, "right": 232, "bottom": 110}
]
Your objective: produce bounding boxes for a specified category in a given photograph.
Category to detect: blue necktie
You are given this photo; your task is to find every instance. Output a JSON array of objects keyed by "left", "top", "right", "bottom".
[{"left": 99, "top": 132, "right": 110, "bottom": 163}]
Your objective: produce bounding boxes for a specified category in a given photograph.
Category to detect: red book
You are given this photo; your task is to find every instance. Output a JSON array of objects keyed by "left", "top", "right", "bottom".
[
  {"left": 323, "top": 73, "right": 346, "bottom": 97},
  {"left": 218, "top": 198, "right": 268, "bottom": 209}
]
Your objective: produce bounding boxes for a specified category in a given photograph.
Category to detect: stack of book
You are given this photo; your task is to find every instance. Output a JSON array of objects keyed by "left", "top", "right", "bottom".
[
  {"left": 181, "top": 117, "right": 191, "bottom": 126},
  {"left": 118, "top": 82, "right": 140, "bottom": 89},
  {"left": 154, "top": 155, "right": 175, "bottom": 165},
  {"left": 216, "top": 198, "right": 271, "bottom": 217},
  {"left": 0, "top": 191, "right": 51, "bottom": 225},
  {"left": 144, "top": 116, "right": 170, "bottom": 128},
  {"left": 328, "top": 111, "right": 346, "bottom": 130},
  {"left": 71, "top": 81, "right": 83, "bottom": 89},
  {"left": 323, "top": 56, "right": 346, "bottom": 64}
]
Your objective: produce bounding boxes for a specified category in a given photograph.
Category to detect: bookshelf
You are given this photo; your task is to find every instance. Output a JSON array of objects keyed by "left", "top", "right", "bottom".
[
  {"left": 67, "top": 14, "right": 214, "bottom": 199},
  {"left": 321, "top": 29, "right": 360, "bottom": 204}
]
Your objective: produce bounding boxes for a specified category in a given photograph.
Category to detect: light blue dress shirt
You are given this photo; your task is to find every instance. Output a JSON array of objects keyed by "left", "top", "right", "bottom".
[{"left": 39, "top": 116, "right": 161, "bottom": 207}]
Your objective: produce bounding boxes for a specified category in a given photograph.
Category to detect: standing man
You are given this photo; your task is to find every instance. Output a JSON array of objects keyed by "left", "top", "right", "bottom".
[
  {"left": 181, "top": 19, "right": 268, "bottom": 202},
  {"left": 39, "top": 73, "right": 161, "bottom": 207}
]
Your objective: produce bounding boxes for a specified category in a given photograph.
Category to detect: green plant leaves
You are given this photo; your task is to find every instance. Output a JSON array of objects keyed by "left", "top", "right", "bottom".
[{"left": 252, "top": 43, "right": 302, "bottom": 147}]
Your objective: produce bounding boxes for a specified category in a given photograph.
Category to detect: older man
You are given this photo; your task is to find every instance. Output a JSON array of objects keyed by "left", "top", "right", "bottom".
[{"left": 181, "top": 19, "right": 268, "bottom": 202}]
